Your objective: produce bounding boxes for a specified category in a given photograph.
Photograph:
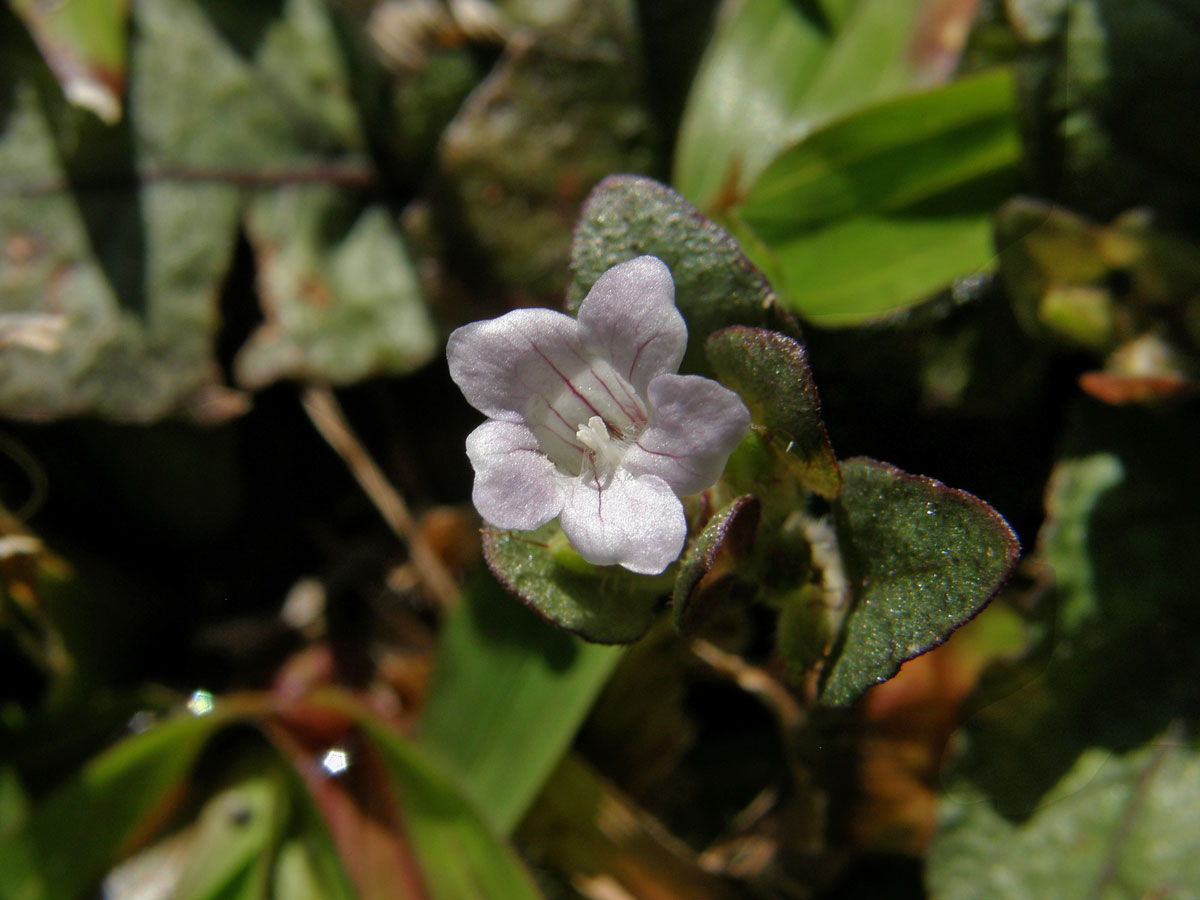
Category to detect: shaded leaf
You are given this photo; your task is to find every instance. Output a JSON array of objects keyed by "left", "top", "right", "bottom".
[
  {"left": 331, "top": 696, "right": 546, "bottom": 900},
  {"left": 483, "top": 523, "right": 667, "bottom": 644},
  {"left": 419, "top": 575, "right": 622, "bottom": 834},
  {"left": 930, "top": 730, "right": 1200, "bottom": 899},
  {"left": 0, "top": 707, "right": 237, "bottom": 900},
  {"left": 819, "top": 457, "right": 1019, "bottom": 706},
  {"left": 732, "top": 68, "right": 1022, "bottom": 324},
  {"left": 236, "top": 187, "right": 437, "bottom": 389},
  {"left": 673, "top": 0, "right": 948, "bottom": 213},
  {"left": 437, "top": 6, "right": 658, "bottom": 300},
  {"left": 705, "top": 326, "right": 840, "bottom": 497},
  {"left": 673, "top": 495, "right": 761, "bottom": 635},
  {"left": 8, "top": 0, "right": 128, "bottom": 123},
  {"left": 568, "top": 175, "right": 798, "bottom": 374}
]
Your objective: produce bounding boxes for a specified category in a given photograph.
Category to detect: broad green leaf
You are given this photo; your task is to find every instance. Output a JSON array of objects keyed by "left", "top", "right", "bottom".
[
  {"left": 236, "top": 188, "right": 437, "bottom": 389},
  {"left": 341, "top": 702, "right": 546, "bottom": 900},
  {"left": 482, "top": 523, "right": 669, "bottom": 644},
  {"left": 705, "top": 326, "right": 840, "bottom": 497},
  {"left": 436, "top": 1, "right": 658, "bottom": 300},
  {"left": 819, "top": 458, "right": 1019, "bottom": 706},
  {"left": 732, "top": 69, "right": 1022, "bottom": 324},
  {"left": 0, "top": 707, "right": 236, "bottom": 900},
  {"left": 672, "top": 495, "right": 760, "bottom": 635},
  {"left": 568, "top": 175, "right": 798, "bottom": 374},
  {"left": 420, "top": 576, "right": 622, "bottom": 834},
  {"left": 674, "top": 0, "right": 938, "bottom": 213},
  {"left": 930, "top": 731, "right": 1200, "bottom": 899},
  {"left": 8, "top": 0, "right": 129, "bottom": 122}
]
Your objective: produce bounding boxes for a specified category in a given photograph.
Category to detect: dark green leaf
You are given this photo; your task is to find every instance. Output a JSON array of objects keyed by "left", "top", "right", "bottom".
[
  {"left": 569, "top": 175, "right": 798, "bottom": 374},
  {"left": 930, "top": 729, "right": 1200, "bottom": 899},
  {"left": 673, "top": 495, "right": 760, "bottom": 635},
  {"left": 420, "top": 576, "right": 622, "bottom": 834},
  {"left": 436, "top": 4, "right": 658, "bottom": 300},
  {"left": 819, "top": 457, "right": 1019, "bottom": 706},
  {"left": 673, "top": 0, "right": 936, "bottom": 213},
  {"left": 0, "top": 708, "right": 235, "bottom": 900},
  {"left": 705, "top": 327, "right": 840, "bottom": 497},
  {"left": 732, "top": 69, "right": 1022, "bottom": 324},
  {"left": 482, "top": 523, "right": 668, "bottom": 644}
]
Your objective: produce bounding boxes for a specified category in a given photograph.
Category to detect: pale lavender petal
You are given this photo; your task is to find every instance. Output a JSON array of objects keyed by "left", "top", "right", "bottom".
[
  {"left": 465, "top": 420, "right": 564, "bottom": 530},
  {"left": 559, "top": 470, "right": 686, "bottom": 575},
  {"left": 447, "top": 308, "right": 581, "bottom": 422},
  {"left": 577, "top": 256, "right": 687, "bottom": 395},
  {"left": 448, "top": 309, "right": 648, "bottom": 474},
  {"left": 623, "top": 374, "right": 751, "bottom": 496}
]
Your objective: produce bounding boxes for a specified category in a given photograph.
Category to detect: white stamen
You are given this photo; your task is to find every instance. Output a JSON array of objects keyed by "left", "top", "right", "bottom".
[{"left": 576, "top": 415, "right": 625, "bottom": 476}]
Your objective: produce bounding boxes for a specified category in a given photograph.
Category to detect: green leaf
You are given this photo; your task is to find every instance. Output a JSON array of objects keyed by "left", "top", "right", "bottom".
[
  {"left": 673, "top": 495, "right": 761, "bottom": 635},
  {"left": 568, "top": 175, "right": 799, "bottom": 374},
  {"left": 346, "top": 706, "right": 546, "bottom": 900},
  {"left": 673, "top": 0, "right": 939, "bottom": 213},
  {"left": 236, "top": 188, "right": 437, "bottom": 389},
  {"left": 732, "top": 68, "right": 1022, "bottom": 325},
  {"left": 8, "top": 0, "right": 129, "bottom": 123},
  {"left": 0, "top": 707, "right": 236, "bottom": 900},
  {"left": 482, "top": 523, "right": 668, "bottom": 644},
  {"left": 420, "top": 576, "right": 622, "bottom": 834},
  {"left": 819, "top": 457, "right": 1019, "bottom": 707},
  {"left": 705, "top": 326, "right": 840, "bottom": 497},
  {"left": 930, "top": 730, "right": 1200, "bottom": 900}
]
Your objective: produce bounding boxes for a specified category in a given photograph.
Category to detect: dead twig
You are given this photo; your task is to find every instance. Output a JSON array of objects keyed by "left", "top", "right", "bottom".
[{"left": 301, "top": 385, "right": 459, "bottom": 610}]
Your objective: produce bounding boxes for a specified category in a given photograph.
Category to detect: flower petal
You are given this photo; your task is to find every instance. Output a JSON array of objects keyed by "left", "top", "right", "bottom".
[
  {"left": 448, "top": 308, "right": 648, "bottom": 474},
  {"left": 560, "top": 470, "right": 686, "bottom": 575},
  {"left": 447, "top": 308, "right": 582, "bottom": 422},
  {"left": 577, "top": 256, "right": 687, "bottom": 395},
  {"left": 466, "top": 420, "right": 564, "bottom": 530},
  {"left": 623, "top": 374, "right": 751, "bottom": 496}
]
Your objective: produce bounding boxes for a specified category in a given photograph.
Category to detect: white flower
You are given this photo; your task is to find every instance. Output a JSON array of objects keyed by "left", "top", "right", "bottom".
[{"left": 447, "top": 256, "right": 751, "bottom": 575}]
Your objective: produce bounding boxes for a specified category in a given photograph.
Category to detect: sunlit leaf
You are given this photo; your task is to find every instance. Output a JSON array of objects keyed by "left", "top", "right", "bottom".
[
  {"left": 674, "top": 0, "right": 941, "bottom": 213},
  {"left": 8, "top": 0, "right": 129, "bottom": 123},
  {"left": 732, "top": 69, "right": 1022, "bottom": 324},
  {"left": 819, "top": 458, "right": 1019, "bottom": 706},
  {"left": 420, "top": 576, "right": 622, "bottom": 834}
]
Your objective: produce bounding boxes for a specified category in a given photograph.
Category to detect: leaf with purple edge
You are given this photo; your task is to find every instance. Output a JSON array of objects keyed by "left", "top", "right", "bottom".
[
  {"left": 673, "top": 495, "right": 761, "bottom": 636},
  {"left": 818, "top": 457, "right": 1020, "bottom": 706},
  {"left": 706, "top": 326, "right": 842, "bottom": 499},
  {"left": 483, "top": 523, "right": 668, "bottom": 644}
]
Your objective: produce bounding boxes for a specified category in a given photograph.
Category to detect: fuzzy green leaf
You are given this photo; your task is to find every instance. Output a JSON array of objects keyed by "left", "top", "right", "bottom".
[
  {"left": 569, "top": 175, "right": 798, "bottom": 374},
  {"left": 819, "top": 457, "right": 1019, "bottom": 706},
  {"left": 483, "top": 523, "right": 667, "bottom": 644},
  {"left": 706, "top": 327, "right": 840, "bottom": 498}
]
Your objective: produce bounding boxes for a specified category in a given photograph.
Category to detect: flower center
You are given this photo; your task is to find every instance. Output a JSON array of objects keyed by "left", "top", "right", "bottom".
[{"left": 526, "top": 356, "right": 648, "bottom": 478}]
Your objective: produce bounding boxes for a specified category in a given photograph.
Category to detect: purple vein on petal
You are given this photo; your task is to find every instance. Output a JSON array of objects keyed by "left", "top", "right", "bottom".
[{"left": 528, "top": 340, "right": 604, "bottom": 420}]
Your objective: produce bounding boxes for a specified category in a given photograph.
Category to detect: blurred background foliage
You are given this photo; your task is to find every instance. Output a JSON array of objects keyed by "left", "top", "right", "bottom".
[{"left": 0, "top": 0, "right": 1198, "bottom": 897}]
